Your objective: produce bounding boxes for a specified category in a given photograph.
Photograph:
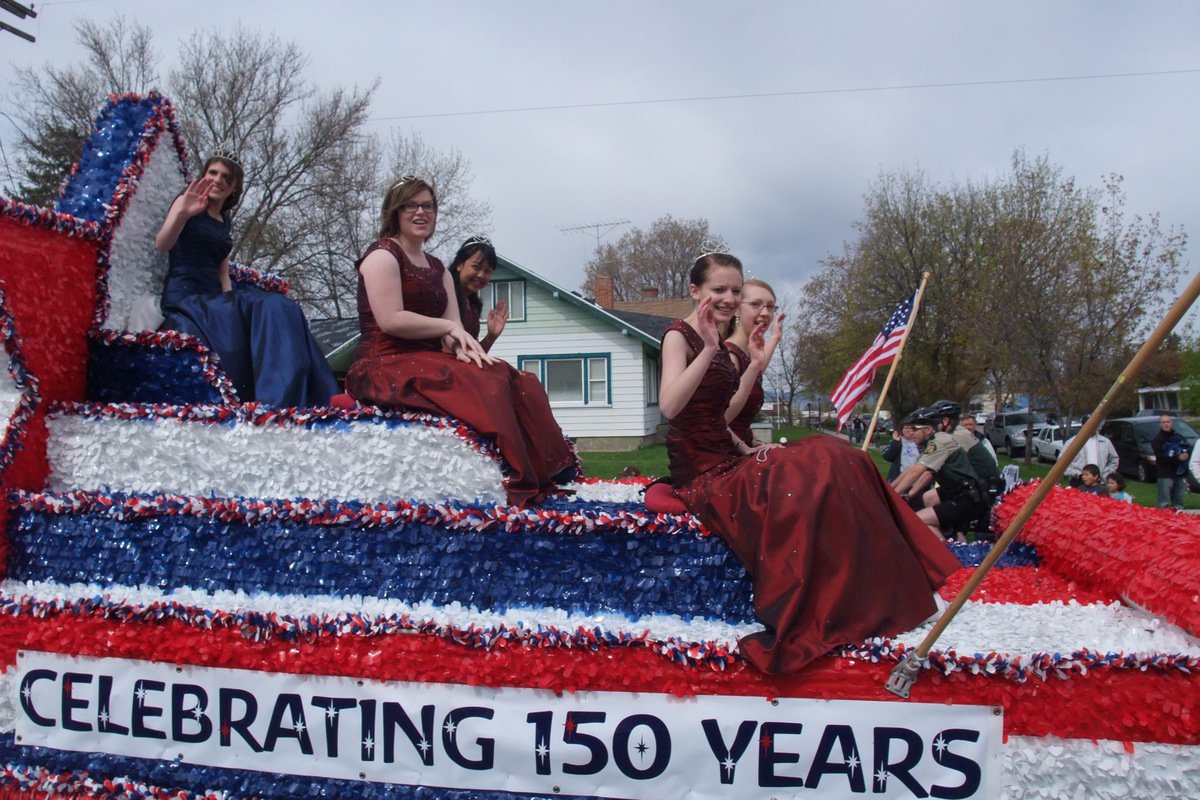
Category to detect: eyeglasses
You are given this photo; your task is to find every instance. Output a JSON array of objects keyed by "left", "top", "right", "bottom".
[
  {"left": 401, "top": 202, "right": 437, "bottom": 214},
  {"left": 742, "top": 300, "right": 776, "bottom": 313}
]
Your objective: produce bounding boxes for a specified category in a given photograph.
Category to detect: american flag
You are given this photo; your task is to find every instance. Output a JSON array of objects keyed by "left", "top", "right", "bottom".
[{"left": 830, "top": 292, "right": 916, "bottom": 429}]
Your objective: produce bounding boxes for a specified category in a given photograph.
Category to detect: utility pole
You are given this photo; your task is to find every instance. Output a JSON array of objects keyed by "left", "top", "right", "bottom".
[{"left": 1, "top": 0, "right": 37, "bottom": 42}]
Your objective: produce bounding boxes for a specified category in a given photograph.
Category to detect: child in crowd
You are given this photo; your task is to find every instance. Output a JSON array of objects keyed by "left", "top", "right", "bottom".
[
  {"left": 1106, "top": 472, "right": 1134, "bottom": 503},
  {"left": 1076, "top": 464, "right": 1109, "bottom": 496}
]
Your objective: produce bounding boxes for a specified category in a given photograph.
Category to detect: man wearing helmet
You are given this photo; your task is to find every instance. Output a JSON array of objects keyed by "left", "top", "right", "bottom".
[
  {"left": 930, "top": 399, "right": 1000, "bottom": 484},
  {"left": 891, "top": 406, "right": 985, "bottom": 541}
]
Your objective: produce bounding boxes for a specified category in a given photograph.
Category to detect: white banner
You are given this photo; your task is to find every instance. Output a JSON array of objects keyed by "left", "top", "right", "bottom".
[{"left": 14, "top": 651, "right": 1003, "bottom": 798}]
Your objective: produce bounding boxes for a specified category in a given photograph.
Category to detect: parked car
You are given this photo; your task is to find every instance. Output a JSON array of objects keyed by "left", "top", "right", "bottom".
[
  {"left": 985, "top": 410, "right": 1052, "bottom": 456},
  {"left": 1032, "top": 424, "right": 1082, "bottom": 464},
  {"left": 1101, "top": 416, "right": 1200, "bottom": 484},
  {"left": 1135, "top": 408, "right": 1181, "bottom": 418}
]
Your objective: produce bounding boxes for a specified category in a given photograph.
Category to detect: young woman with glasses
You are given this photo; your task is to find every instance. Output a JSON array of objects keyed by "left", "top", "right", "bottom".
[
  {"left": 345, "top": 177, "right": 575, "bottom": 507},
  {"left": 723, "top": 278, "right": 784, "bottom": 447}
]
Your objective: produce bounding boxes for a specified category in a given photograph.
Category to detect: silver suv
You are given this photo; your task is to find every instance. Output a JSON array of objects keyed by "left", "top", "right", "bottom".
[{"left": 985, "top": 410, "right": 1052, "bottom": 456}]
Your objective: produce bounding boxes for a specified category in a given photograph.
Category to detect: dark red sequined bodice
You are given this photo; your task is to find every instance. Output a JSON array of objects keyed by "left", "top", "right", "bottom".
[
  {"left": 664, "top": 320, "right": 741, "bottom": 486},
  {"left": 354, "top": 239, "right": 447, "bottom": 358}
]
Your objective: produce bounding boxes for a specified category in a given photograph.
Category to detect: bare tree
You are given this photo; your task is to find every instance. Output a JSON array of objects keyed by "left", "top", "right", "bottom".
[
  {"left": 583, "top": 215, "right": 727, "bottom": 300},
  {"left": 5, "top": 16, "right": 159, "bottom": 204},
  {"left": 763, "top": 294, "right": 811, "bottom": 425},
  {"left": 280, "top": 131, "right": 495, "bottom": 318},
  {"left": 385, "top": 132, "right": 492, "bottom": 258},
  {"left": 167, "top": 28, "right": 376, "bottom": 268},
  {"left": 5, "top": 20, "right": 493, "bottom": 318}
]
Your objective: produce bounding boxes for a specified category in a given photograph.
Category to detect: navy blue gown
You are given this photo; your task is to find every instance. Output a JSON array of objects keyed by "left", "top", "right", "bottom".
[{"left": 160, "top": 213, "right": 338, "bottom": 408}]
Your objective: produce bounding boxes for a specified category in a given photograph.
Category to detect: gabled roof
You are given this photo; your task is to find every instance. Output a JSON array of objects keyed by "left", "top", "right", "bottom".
[
  {"left": 497, "top": 254, "right": 666, "bottom": 349},
  {"left": 604, "top": 309, "right": 674, "bottom": 344}
]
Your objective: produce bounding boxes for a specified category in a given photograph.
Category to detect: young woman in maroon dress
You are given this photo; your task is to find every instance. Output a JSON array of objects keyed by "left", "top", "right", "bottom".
[
  {"left": 724, "top": 278, "right": 784, "bottom": 447},
  {"left": 661, "top": 253, "right": 959, "bottom": 674},
  {"left": 345, "top": 177, "right": 575, "bottom": 507}
]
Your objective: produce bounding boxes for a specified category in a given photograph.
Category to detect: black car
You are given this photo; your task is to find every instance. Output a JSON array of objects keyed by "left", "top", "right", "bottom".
[{"left": 1100, "top": 416, "right": 1199, "bottom": 484}]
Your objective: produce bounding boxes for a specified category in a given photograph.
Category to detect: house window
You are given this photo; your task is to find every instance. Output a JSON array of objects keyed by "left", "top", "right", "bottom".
[
  {"left": 487, "top": 280, "right": 526, "bottom": 322},
  {"left": 519, "top": 354, "right": 610, "bottom": 406},
  {"left": 645, "top": 355, "right": 660, "bottom": 405}
]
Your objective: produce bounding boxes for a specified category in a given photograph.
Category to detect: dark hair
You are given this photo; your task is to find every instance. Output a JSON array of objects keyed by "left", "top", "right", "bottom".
[
  {"left": 449, "top": 237, "right": 498, "bottom": 286},
  {"left": 688, "top": 252, "right": 743, "bottom": 289},
  {"left": 1081, "top": 464, "right": 1101, "bottom": 479},
  {"left": 448, "top": 237, "right": 497, "bottom": 322},
  {"left": 200, "top": 156, "right": 244, "bottom": 219},
  {"left": 1106, "top": 471, "right": 1126, "bottom": 490},
  {"left": 378, "top": 176, "right": 438, "bottom": 240}
]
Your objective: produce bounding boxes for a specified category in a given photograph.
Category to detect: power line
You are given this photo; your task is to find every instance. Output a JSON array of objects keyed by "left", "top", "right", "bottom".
[
  {"left": 370, "top": 68, "right": 1200, "bottom": 122},
  {"left": 0, "top": 0, "right": 37, "bottom": 42}
]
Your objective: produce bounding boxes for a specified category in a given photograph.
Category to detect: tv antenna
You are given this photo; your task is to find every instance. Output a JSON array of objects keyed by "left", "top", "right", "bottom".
[{"left": 558, "top": 219, "right": 631, "bottom": 251}]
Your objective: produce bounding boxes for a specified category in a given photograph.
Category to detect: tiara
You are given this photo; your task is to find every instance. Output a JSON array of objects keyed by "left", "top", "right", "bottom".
[
  {"left": 694, "top": 240, "right": 731, "bottom": 262},
  {"left": 462, "top": 234, "right": 493, "bottom": 247},
  {"left": 389, "top": 174, "right": 424, "bottom": 191},
  {"left": 210, "top": 145, "right": 241, "bottom": 169}
]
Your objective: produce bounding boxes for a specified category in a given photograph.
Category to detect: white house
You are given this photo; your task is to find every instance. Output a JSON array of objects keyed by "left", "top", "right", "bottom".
[{"left": 480, "top": 256, "right": 668, "bottom": 450}]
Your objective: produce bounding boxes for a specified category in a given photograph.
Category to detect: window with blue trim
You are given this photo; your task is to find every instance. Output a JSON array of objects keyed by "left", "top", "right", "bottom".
[
  {"left": 519, "top": 354, "right": 610, "bottom": 406},
  {"left": 645, "top": 355, "right": 660, "bottom": 405},
  {"left": 486, "top": 280, "right": 526, "bottom": 322}
]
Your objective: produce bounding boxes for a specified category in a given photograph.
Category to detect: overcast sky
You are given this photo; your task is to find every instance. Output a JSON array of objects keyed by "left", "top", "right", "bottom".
[{"left": 2, "top": 1, "right": 1198, "bottom": 306}]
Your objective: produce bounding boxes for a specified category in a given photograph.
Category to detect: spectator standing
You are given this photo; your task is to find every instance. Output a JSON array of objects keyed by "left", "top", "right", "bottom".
[
  {"left": 1152, "top": 414, "right": 1190, "bottom": 509},
  {"left": 959, "top": 416, "right": 997, "bottom": 462},
  {"left": 1064, "top": 427, "right": 1120, "bottom": 483},
  {"left": 880, "top": 419, "right": 921, "bottom": 482}
]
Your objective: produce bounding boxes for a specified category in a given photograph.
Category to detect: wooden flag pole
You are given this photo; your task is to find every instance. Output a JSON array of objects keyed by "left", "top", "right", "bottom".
[
  {"left": 862, "top": 272, "right": 932, "bottom": 452},
  {"left": 886, "top": 267, "right": 1200, "bottom": 698}
]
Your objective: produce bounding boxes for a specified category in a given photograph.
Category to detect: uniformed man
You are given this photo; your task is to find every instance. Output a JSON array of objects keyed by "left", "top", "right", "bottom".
[
  {"left": 891, "top": 406, "right": 983, "bottom": 541},
  {"left": 930, "top": 399, "right": 1000, "bottom": 483}
]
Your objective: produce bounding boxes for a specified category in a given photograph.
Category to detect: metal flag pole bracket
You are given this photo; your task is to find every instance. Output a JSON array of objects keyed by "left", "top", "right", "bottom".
[{"left": 885, "top": 267, "right": 1200, "bottom": 698}]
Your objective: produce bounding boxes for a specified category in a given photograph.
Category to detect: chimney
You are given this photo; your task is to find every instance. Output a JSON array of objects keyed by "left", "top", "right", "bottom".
[
  {"left": 640, "top": 286, "right": 659, "bottom": 301},
  {"left": 595, "top": 275, "right": 614, "bottom": 308}
]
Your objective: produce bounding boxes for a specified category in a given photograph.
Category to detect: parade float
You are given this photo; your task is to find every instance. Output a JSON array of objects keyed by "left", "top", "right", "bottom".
[{"left": 0, "top": 94, "right": 1197, "bottom": 799}]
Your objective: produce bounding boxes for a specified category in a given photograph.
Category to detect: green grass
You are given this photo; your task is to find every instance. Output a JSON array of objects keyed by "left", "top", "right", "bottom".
[{"left": 580, "top": 427, "right": 1200, "bottom": 509}]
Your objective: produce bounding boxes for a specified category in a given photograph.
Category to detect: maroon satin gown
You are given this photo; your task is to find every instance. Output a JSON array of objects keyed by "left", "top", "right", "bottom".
[
  {"left": 726, "top": 341, "right": 763, "bottom": 446},
  {"left": 665, "top": 320, "right": 960, "bottom": 674},
  {"left": 345, "top": 240, "right": 574, "bottom": 507}
]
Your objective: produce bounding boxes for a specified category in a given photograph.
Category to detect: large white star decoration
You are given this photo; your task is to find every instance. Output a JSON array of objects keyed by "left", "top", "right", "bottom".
[
  {"left": 99, "top": 709, "right": 110, "bottom": 726},
  {"left": 293, "top": 717, "right": 306, "bottom": 734},
  {"left": 135, "top": 687, "right": 147, "bottom": 704},
  {"left": 325, "top": 706, "right": 339, "bottom": 722},
  {"left": 722, "top": 756, "right": 736, "bottom": 777},
  {"left": 444, "top": 719, "right": 457, "bottom": 738},
  {"left": 418, "top": 738, "right": 431, "bottom": 756},
  {"left": 362, "top": 735, "right": 375, "bottom": 756},
  {"left": 535, "top": 739, "right": 550, "bottom": 760},
  {"left": 846, "top": 752, "right": 860, "bottom": 774},
  {"left": 874, "top": 767, "right": 889, "bottom": 789},
  {"left": 933, "top": 734, "right": 948, "bottom": 756},
  {"left": 191, "top": 706, "right": 205, "bottom": 721}
]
